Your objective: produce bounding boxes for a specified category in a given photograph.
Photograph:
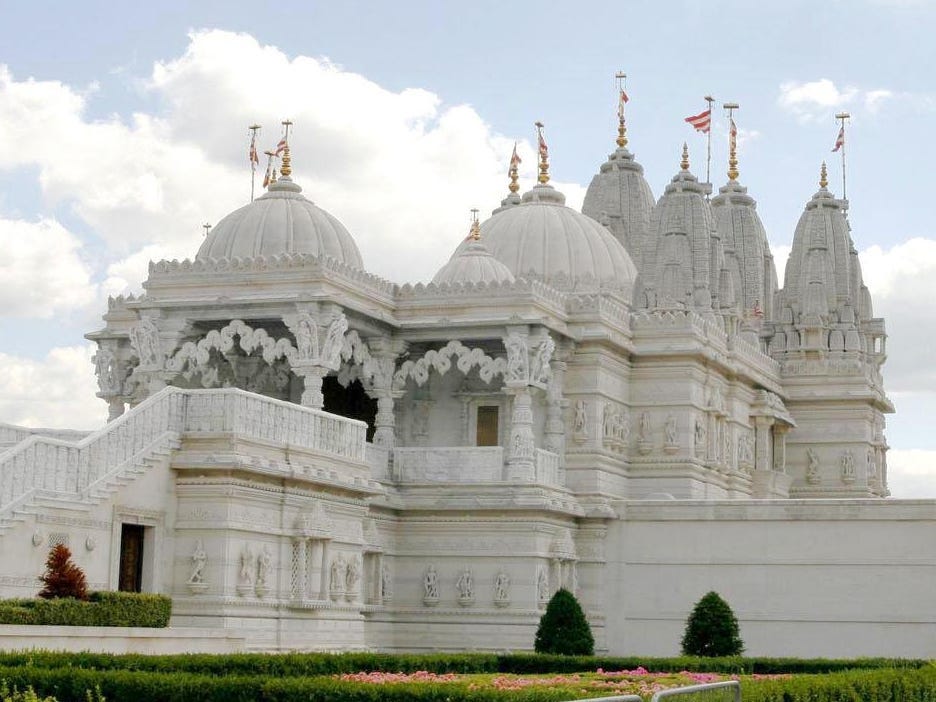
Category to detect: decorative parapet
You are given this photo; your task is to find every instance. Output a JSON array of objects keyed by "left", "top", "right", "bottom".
[
  {"left": 148, "top": 253, "right": 398, "bottom": 299},
  {"left": 395, "top": 276, "right": 569, "bottom": 310},
  {"left": 0, "top": 387, "right": 368, "bottom": 523},
  {"left": 393, "top": 447, "right": 504, "bottom": 482}
]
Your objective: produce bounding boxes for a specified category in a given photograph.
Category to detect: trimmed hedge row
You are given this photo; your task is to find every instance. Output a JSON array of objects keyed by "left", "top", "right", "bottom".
[
  {"left": 0, "top": 651, "right": 926, "bottom": 677},
  {"left": 0, "top": 592, "right": 171, "bottom": 628},
  {"left": 0, "top": 668, "right": 571, "bottom": 702},
  {"left": 4, "top": 665, "right": 936, "bottom": 702}
]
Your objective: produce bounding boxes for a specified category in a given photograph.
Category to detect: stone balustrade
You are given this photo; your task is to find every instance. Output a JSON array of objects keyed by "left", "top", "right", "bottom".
[
  {"left": 534, "top": 448, "right": 561, "bottom": 485},
  {"left": 388, "top": 445, "right": 563, "bottom": 487},
  {"left": 0, "top": 387, "right": 367, "bottom": 522}
]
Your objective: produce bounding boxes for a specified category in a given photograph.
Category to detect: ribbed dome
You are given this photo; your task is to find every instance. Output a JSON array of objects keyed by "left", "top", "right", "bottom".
[
  {"left": 432, "top": 240, "right": 516, "bottom": 285},
  {"left": 461, "top": 184, "right": 637, "bottom": 294},
  {"left": 196, "top": 178, "right": 364, "bottom": 268},
  {"left": 582, "top": 146, "right": 655, "bottom": 263}
]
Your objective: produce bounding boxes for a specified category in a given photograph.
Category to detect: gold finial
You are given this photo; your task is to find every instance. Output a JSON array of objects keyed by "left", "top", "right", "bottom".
[
  {"left": 535, "top": 121, "right": 550, "bottom": 184},
  {"left": 279, "top": 119, "right": 293, "bottom": 178},
  {"left": 508, "top": 142, "right": 521, "bottom": 193},
  {"left": 615, "top": 71, "right": 628, "bottom": 148},
  {"left": 724, "top": 102, "right": 740, "bottom": 182},
  {"left": 680, "top": 142, "right": 690, "bottom": 171},
  {"left": 468, "top": 208, "right": 481, "bottom": 241},
  {"left": 819, "top": 161, "right": 828, "bottom": 189},
  {"left": 202, "top": 223, "right": 212, "bottom": 237}
]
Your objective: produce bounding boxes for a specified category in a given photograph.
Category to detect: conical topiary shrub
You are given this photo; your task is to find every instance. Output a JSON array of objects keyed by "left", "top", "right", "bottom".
[
  {"left": 681, "top": 590, "right": 743, "bottom": 657},
  {"left": 38, "top": 543, "right": 88, "bottom": 600},
  {"left": 534, "top": 587, "right": 594, "bottom": 655}
]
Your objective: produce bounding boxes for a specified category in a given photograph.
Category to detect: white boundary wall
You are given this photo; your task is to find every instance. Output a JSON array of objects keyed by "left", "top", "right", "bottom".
[{"left": 605, "top": 499, "right": 936, "bottom": 658}]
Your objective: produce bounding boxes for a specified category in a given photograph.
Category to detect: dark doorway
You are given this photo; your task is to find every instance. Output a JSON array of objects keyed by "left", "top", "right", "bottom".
[
  {"left": 118, "top": 524, "right": 145, "bottom": 592},
  {"left": 322, "top": 377, "right": 377, "bottom": 441}
]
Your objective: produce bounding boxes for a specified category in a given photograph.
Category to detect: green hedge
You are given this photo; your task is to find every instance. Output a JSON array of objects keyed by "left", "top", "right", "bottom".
[
  {"left": 0, "top": 592, "right": 171, "bottom": 628},
  {"left": 0, "top": 651, "right": 927, "bottom": 677},
  {"left": 3, "top": 665, "right": 936, "bottom": 702}
]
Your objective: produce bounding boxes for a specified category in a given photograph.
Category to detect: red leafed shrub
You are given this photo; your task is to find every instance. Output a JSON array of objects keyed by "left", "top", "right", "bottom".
[{"left": 38, "top": 544, "right": 88, "bottom": 600}]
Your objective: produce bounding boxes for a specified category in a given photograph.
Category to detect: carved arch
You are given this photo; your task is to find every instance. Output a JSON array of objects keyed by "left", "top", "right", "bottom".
[
  {"left": 392, "top": 340, "right": 506, "bottom": 390},
  {"left": 166, "top": 319, "right": 298, "bottom": 374}
]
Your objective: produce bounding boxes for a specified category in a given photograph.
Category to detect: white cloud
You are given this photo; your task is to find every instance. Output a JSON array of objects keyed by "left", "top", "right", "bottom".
[
  {"left": 777, "top": 79, "right": 894, "bottom": 123},
  {"left": 0, "top": 345, "right": 103, "bottom": 429},
  {"left": 886, "top": 449, "right": 936, "bottom": 498},
  {"left": 0, "top": 217, "right": 95, "bottom": 318},
  {"left": 0, "top": 30, "right": 583, "bottom": 287}
]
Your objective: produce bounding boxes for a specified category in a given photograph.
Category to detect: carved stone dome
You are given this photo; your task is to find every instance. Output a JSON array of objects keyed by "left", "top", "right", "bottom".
[
  {"left": 463, "top": 183, "right": 637, "bottom": 294},
  {"left": 196, "top": 178, "right": 364, "bottom": 268},
  {"left": 432, "top": 239, "right": 516, "bottom": 286}
]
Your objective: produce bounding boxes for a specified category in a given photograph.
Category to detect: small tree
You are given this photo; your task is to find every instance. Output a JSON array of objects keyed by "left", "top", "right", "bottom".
[
  {"left": 534, "top": 588, "right": 594, "bottom": 655},
  {"left": 38, "top": 544, "right": 88, "bottom": 600},
  {"left": 681, "top": 590, "right": 743, "bottom": 657}
]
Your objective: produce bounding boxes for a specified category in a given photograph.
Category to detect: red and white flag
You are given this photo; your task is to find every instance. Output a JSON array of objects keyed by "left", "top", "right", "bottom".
[
  {"left": 509, "top": 142, "right": 522, "bottom": 169},
  {"left": 618, "top": 89, "right": 629, "bottom": 118},
  {"left": 832, "top": 126, "right": 845, "bottom": 152},
  {"left": 536, "top": 125, "right": 548, "bottom": 159},
  {"left": 274, "top": 137, "right": 288, "bottom": 156},
  {"left": 729, "top": 117, "right": 738, "bottom": 152},
  {"left": 249, "top": 135, "right": 259, "bottom": 169},
  {"left": 262, "top": 154, "right": 273, "bottom": 188},
  {"left": 685, "top": 109, "right": 711, "bottom": 134}
]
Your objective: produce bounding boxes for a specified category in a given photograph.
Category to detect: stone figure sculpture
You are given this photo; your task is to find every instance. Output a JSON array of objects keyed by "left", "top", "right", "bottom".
[
  {"left": 188, "top": 540, "right": 207, "bottom": 584},
  {"left": 806, "top": 448, "right": 821, "bottom": 484},
  {"left": 504, "top": 334, "right": 528, "bottom": 382},
  {"left": 493, "top": 571, "right": 510, "bottom": 602},
  {"left": 455, "top": 568, "right": 473, "bottom": 600},
  {"left": 664, "top": 415, "right": 677, "bottom": 445},
  {"left": 129, "top": 317, "right": 161, "bottom": 368},
  {"left": 841, "top": 450, "right": 856, "bottom": 482},
  {"left": 345, "top": 556, "right": 360, "bottom": 592},
  {"left": 424, "top": 565, "right": 439, "bottom": 600},
  {"left": 256, "top": 547, "right": 272, "bottom": 588},
  {"left": 536, "top": 567, "right": 550, "bottom": 603},
  {"left": 573, "top": 400, "right": 587, "bottom": 437},
  {"left": 239, "top": 544, "right": 254, "bottom": 585}
]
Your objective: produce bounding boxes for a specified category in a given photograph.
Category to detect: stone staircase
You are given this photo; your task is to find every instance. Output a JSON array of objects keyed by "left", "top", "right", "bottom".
[{"left": 0, "top": 386, "right": 368, "bottom": 535}]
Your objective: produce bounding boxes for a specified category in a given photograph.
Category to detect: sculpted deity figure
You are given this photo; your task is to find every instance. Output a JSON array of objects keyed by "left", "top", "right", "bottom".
[
  {"left": 380, "top": 563, "right": 392, "bottom": 601},
  {"left": 841, "top": 450, "right": 856, "bottom": 482},
  {"left": 493, "top": 571, "right": 510, "bottom": 602},
  {"left": 330, "top": 555, "right": 346, "bottom": 593},
  {"left": 455, "top": 568, "right": 473, "bottom": 600},
  {"left": 536, "top": 567, "right": 550, "bottom": 603},
  {"left": 602, "top": 403, "right": 615, "bottom": 442},
  {"left": 504, "top": 334, "right": 528, "bottom": 383},
  {"left": 239, "top": 544, "right": 254, "bottom": 585},
  {"left": 638, "top": 413, "right": 651, "bottom": 443},
  {"left": 529, "top": 336, "right": 555, "bottom": 385},
  {"left": 695, "top": 417, "right": 707, "bottom": 451},
  {"left": 188, "top": 540, "right": 207, "bottom": 584},
  {"left": 664, "top": 415, "right": 678, "bottom": 445},
  {"left": 93, "top": 346, "right": 122, "bottom": 395},
  {"left": 256, "top": 546, "right": 272, "bottom": 588},
  {"left": 806, "top": 448, "right": 821, "bottom": 483},
  {"left": 320, "top": 315, "right": 348, "bottom": 369},
  {"left": 573, "top": 400, "right": 587, "bottom": 436},
  {"left": 345, "top": 556, "right": 360, "bottom": 593},
  {"left": 294, "top": 314, "right": 317, "bottom": 360},
  {"left": 129, "top": 317, "right": 161, "bottom": 368},
  {"left": 867, "top": 449, "right": 877, "bottom": 481},
  {"left": 424, "top": 565, "right": 440, "bottom": 600}
]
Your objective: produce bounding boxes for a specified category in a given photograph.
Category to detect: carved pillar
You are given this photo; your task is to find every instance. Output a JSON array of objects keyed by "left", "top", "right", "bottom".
[
  {"left": 772, "top": 424, "right": 788, "bottom": 472},
  {"left": 367, "top": 339, "right": 407, "bottom": 448},
  {"left": 754, "top": 416, "right": 774, "bottom": 473},
  {"left": 296, "top": 366, "right": 329, "bottom": 410},
  {"left": 318, "top": 540, "right": 330, "bottom": 600},
  {"left": 544, "top": 355, "right": 567, "bottom": 465},
  {"left": 506, "top": 386, "right": 535, "bottom": 481}
]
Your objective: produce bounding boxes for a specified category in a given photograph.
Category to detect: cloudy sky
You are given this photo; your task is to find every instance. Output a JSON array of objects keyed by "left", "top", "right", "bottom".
[{"left": 1, "top": 1, "right": 935, "bottom": 496}]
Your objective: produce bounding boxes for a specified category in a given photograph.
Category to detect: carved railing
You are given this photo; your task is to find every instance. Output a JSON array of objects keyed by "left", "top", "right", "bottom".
[
  {"left": 0, "top": 387, "right": 367, "bottom": 523},
  {"left": 0, "top": 424, "right": 89, "bottom": 450},
  {"left": 393, "top": 447, "right": 504, "bottom": 483}
]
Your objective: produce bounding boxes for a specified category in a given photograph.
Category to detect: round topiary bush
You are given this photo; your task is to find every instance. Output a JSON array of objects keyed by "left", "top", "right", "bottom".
[
  {"left": 534, "top": 588, "right": 594, "bottom": 655},
  {"left": 681, "top": 590, "right": 743, "bottom": 657}
]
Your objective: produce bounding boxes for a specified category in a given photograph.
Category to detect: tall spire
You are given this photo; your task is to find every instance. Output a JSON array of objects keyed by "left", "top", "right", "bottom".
[
  {"left": 508, "top": 142, "right": 521, "bottom": 193},
  {"left": 680, "top": 142, "right": 690, "bottom": 171},
  {"left": 279, "top": 119, "right": 293, "bottom": 178},
  {"left": 723, "top": 102, "right": 739, "bottom": 182},
  {"left": 468, "top": 208, "right": 481, "bottom": 241},
  {"left": 535, "top": 121, "right": 550, "bottom": 184},
  {"left": 615, "top": 71, "right": 629, "bottom": 148}
]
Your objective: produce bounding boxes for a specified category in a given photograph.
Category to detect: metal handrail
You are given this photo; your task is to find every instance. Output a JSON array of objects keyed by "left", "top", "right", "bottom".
[{"left": 651, "top": 681, "right": 741, "bottom": 702}]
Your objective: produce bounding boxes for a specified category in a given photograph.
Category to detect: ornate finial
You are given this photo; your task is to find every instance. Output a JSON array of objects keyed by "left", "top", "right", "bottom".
[
  {"left": 508, "top": 142, "right": 521, "bottom": 193},
  {"left": 819, "top": 161, "right": 828, "bottom": 189},
  {"left": 468, "top": 208, "right": 481, "bottom": 241},
  {"left": 680, "top": 142, "right": 690, "bottom": 171},
  {"left": 535, "top": 121, "right": 550, "bottom": 184},
  {"left": 263, "top": 150, "right": 277, "bottom": 185},
  {"left": 279, "top": 119, "right": 293, "bottom": 178},
  {"left": 202, "top": 223, "right": 212, "bottom": 237},
  {"left": 723, "top": 102, "right": 740, "bottom": 182},
  {"left": 615, "top": 71, "right": 629, "bottom": 148}
]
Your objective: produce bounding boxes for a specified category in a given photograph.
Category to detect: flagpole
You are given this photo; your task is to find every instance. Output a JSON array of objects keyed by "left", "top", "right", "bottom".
[
  {"left": 835, "top": 111, "right": 850, "bottom": 201},
  {"left": 704, "top": 95, "right": 715, "bottom": 188},
  {"left": 615, "top": 71, "right": 628, "bottom": 149},
  {"left": 248, "top": 124, "right": 261, "bottom": 202},
  {"left": 723, "top": 102, "right": 739, "bottom": 182}
]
